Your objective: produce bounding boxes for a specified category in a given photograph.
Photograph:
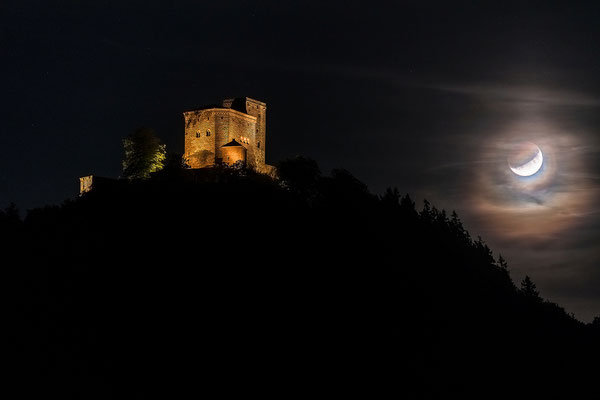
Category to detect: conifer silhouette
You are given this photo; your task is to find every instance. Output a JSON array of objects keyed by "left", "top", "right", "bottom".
[{"left": 521, "top": 275, "right": 541, "bottom": 299}]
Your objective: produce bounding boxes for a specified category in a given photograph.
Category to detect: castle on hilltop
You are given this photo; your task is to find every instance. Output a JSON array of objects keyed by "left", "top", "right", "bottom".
[
  {"left": 183, "top": 97, "right": 273, "bottom": 173},
  {"left": 79, "top": 96, "right": 273, "bottom": 195}
]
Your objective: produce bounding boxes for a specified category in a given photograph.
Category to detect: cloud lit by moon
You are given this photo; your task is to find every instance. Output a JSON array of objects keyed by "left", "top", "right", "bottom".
[{"left": 470, "top": 119, "right": 599, "bottom": 242}]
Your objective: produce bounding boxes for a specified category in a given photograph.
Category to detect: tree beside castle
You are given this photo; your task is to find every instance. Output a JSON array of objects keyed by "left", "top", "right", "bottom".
[{"left": 122, "top": 127, "right": 166, "bottom": 180}]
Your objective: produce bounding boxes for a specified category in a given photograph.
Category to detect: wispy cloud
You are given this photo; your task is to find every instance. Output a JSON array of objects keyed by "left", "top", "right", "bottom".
[
  {"left": 263, "top": 58, "right": 600, "bottom": 108},
  {"left": 425, "top": 82, "right": 600, "bottom": 107}
]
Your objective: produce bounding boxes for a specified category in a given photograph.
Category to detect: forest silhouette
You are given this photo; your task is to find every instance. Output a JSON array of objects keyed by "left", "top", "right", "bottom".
[{"left": 3, "top": 156, "right": 599, "bottom": 399}]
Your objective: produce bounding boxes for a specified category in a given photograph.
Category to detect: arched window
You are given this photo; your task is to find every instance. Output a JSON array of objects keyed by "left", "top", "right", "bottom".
[
  {"left": 195, "top": 130, "right": 201, "bottom": 138},
  {"left": 206, "top": 129, "right": 211, "bottom": 136}
]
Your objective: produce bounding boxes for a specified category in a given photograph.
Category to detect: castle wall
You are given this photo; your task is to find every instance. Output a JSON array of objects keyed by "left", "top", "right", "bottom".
[
  {"left": 213, "top": 110, "right": 231, "bottom": 162},
  {"left": 184, "top": 109, "right": 217, "bottom": 168}
]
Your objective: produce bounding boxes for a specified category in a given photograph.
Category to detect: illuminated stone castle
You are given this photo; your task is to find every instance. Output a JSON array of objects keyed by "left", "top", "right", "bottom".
[
  {"left": 183, "top": 97, "right": 273, "bottom": 173},
  {"left": 79, "top": 97, "right": 273, "bottom": 195}
]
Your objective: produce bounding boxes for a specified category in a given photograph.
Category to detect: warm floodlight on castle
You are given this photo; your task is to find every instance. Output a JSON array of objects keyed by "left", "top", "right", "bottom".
[{"left": 183, "top": 97, "right": 274, "bottom": 174}]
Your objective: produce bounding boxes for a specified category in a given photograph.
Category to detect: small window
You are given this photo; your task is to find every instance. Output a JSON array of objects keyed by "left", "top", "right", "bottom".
[
  {"left": 195, "top": 130, "right": 201, "bottom": 138},
  {"left": 206, "top": 129, "right": 211, "bottom": 136},
  {"left": 257, "top": 141, "right": 261, "bottom": 149}
]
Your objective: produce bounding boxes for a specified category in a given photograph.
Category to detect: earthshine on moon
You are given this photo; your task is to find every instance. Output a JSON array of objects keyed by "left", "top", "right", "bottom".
[{"left": 508, "top": 142, "right": 544, "bottom": 177}]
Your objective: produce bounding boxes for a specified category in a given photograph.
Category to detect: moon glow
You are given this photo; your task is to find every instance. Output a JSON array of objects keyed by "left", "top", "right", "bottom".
[
  {"left": 466, "top": 115, "right": 599, "bottom": 261},
  {"left": 508, "top": 143, "right": 544, "bottom": 177}
]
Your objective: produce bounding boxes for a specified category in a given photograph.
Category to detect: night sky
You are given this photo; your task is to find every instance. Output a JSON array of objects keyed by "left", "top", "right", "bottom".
[{"left": 2, "top": 1, "right": 599, "bottom": 321}]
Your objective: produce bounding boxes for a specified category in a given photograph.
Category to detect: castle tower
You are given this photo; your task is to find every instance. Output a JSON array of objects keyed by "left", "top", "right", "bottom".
[
  {"left": 183, "top": 97, "right": 269, "bottom": 172},
  {"left": 222, "top": 97, "right": 267, "bottom": 166}
]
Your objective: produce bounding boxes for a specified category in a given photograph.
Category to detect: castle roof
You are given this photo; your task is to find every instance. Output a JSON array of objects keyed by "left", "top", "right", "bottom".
[
  {"left": 224, "top": 96, "right": 265, "bottom": 107},
  {"left": 183, "top": 104, "right": 226, "bottom": 113},
  {"left": 224, "top": 98, "right": 249, "bottom": 114},
  {"left": 222, "top": 139, "right": 243, "bottom": 147},
  {"left": 184, "top": 97, "right": 265, "bottom": 115}
]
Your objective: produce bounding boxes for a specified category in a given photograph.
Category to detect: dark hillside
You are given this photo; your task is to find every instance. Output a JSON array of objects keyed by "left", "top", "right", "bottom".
[{"left": 4, "top": 161, "right": 599, "bottom": 399}]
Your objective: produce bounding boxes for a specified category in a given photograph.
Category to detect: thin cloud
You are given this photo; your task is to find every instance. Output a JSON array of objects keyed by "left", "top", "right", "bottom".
[
  {"left": 265, "top": 58, "right": 600, "bottom": 108},
  {"left": 426, "top": 83, "right": 600, "bottom": 107}
]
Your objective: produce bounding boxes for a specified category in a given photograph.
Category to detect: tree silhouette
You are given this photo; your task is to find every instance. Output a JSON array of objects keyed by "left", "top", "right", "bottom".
[
  {"left": 0, "top": 202, "right": 19, "bottom": 223},
  {"left": 474, "top": 236, "right": 495, "bottom": 264},
  {"left": 276, "top": 156, "right": 321, "bottom": 200},
  {"left": 521, "top": 275, "right": 541, "bottom": 299},
  {"left": 420, "top": 199, "right": 433, "bottom": 223},
  {"left": 122, "top": 127, "right": 166, "bottom": 179},
  {"left": 318, "top": 168, "right": 373, "bottom": 208},
  {"left": 497, "top": 254, "right": 509, "bottom": 270},
  {"left": 381, "top": 187, "right": 401, "bottom": 208},
  {"left": 153, "top": 152, "right": 189, "bottom": 180},
  {"left": 165, "top": 152, "right": 189, "bottom": 170},
  {"left": 400, "top": 194, "right": 416, "bottom": 212},
  {"left": 0, "top": 203, "right": 21, "bottom": 240},
  {"left": 450, "top": 210, "right": 471, "bottom": 245}
]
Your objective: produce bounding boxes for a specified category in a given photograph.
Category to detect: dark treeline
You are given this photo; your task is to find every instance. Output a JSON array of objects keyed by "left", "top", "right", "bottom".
[{"left": 3, "top": 157, "right": 599, "bottom": 399}]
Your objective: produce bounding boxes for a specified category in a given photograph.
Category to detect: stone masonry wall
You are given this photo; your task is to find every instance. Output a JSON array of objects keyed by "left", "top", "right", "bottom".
[
  {"left": 213, "top": 110, "right": 231, "bottom": 162},
  {"left": 237, "top": 98, "right": 266, "bottom": 166},
  {"left": 184, "top": 109, "right": 217, "bottom": 168}
]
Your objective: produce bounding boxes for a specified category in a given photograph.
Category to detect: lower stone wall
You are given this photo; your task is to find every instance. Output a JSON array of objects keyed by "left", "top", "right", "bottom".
[{"left": 256, "top": 164, "right": 277, "bottom": 178}]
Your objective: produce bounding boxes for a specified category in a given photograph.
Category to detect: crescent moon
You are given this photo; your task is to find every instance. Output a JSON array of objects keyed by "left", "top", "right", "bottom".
[{"left": 509, "top": 145, "right": 543, "bottom": 177}]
